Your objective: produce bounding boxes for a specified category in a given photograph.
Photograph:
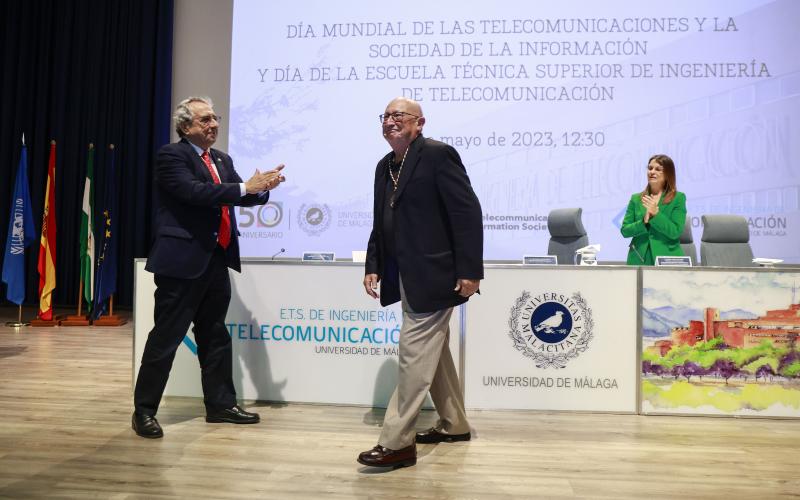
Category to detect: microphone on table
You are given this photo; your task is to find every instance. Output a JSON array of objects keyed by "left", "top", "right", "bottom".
[
  {"left": 629, "top": 242, "right": 645, "bottom": 263},
  {"left": 271, "top": 248, "right": 286, "bottom": 260}
]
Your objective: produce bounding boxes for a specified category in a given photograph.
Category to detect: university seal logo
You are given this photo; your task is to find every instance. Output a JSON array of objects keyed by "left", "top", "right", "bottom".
[
  {"left": 297, "top": 203, "right": 331, "bottom": 236},
  {"left": 508, "top": 291, "right": 594, "bottom": 368}
]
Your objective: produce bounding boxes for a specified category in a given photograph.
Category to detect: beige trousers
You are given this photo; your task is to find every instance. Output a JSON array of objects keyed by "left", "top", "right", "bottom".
[{"left": 378, "top": 282, "right": 470, "bottom": 450}]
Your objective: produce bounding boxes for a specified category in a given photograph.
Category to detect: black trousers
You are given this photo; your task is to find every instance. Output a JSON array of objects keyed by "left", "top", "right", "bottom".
[{"left": 134, "top": 248, "right": 236, "bottom": 416}]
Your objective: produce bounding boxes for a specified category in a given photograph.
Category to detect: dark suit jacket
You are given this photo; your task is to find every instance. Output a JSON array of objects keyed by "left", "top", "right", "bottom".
[
  {"left": 145, "top": 138, "right": 269, "bottom": 279},
  {"left": 366, "top": 135, "right": 484, "bottom": 313}
]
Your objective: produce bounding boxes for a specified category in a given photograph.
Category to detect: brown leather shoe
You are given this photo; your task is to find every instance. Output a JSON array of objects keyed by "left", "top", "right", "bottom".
[
  {"left": 357, "top": 444, "right": 416, "bottom": 469},
  {"left": 416, "top": 427, "right": 470, "bottom": 444}
]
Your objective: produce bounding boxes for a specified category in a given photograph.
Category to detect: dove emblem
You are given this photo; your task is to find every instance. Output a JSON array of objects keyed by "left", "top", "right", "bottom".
[
  {"left": 534, "top": 310, "right": 564, "bottom": 334},
  {"left": 509, "top": 290, "right": 593, "bottom": 368}
]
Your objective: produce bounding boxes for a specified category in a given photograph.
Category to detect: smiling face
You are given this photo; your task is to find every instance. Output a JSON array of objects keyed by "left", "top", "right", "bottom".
[
  {"left": 645, "top": 154, "right": 677, "bottom": 197},
  {"left": 181, "top": 100, "right": 219, "bottom": 150},
  {"left": 381, "top": 98, "right": 425, "bottom": 151},
  {"left": 647, "top": 159, "right": 666, "bottom": 193}
]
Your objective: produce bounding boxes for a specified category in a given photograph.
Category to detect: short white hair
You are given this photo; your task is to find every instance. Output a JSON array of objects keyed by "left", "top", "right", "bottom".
[{"left": 173, "top": 96, "right": 213, "bottom": 137}]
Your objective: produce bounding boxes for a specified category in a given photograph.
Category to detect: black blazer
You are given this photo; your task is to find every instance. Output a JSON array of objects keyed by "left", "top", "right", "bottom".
[
  {"left": 366, "top": 135, "right": 484, "bottom": 313},
  {"left": 145, "top": 139, "right": 269, "bottom": 279}
]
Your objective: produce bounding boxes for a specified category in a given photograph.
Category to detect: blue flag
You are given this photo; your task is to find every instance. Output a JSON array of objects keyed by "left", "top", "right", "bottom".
[
  {"left": 2, "top": 142, "right": 35, "bottom": 305},
  {"left": 93, "top": 145, "right": 118, "bottom": 318}
]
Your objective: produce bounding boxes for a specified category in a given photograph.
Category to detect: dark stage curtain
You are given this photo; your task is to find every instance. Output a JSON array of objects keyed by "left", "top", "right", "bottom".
[{"left": 0, "top": 0, "right": 173, "bottom": 310}]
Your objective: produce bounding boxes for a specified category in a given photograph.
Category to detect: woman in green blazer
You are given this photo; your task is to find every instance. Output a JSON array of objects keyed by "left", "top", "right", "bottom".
[{"left": 620, "top": 154, "right": 687, "bottom": 265}]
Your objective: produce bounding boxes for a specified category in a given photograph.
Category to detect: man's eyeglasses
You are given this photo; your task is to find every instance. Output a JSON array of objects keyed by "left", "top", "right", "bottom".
[
  {"left": 379, "top": 111, "right": 419, "bottom": 123},
  {"left": 196, "top": 114, "right": 222, "bottom": 126}
]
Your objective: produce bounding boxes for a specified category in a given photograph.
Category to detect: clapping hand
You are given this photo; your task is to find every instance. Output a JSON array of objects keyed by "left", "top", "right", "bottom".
[
  {"left": 245, "top": 165, "right": 286, "bottom": 194},
  {"left": 263, "top": 164, "right": 286, "bottom": 191},
  {"left": 641, "top": 192, "right": 662, "bottom": 223}
]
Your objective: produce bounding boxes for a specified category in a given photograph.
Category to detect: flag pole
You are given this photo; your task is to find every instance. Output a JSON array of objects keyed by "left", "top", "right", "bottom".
[
  {"left": 94, "top": 297, "right": 126, "bottom": 326},
  {"left": 4, "top": 133, "right": 33, "bottom": 327},
  {"left": 93, "top": 144, "right": 126, "bottom": 327},
  {"left": 5, "top": 305, "right": 29, "bottom": 327},
  {"left": 62, "top": 281, "right": 90, "bottom": 325},
  {"left": 63, "top": 142, "right": 94, "bottom": 327},
  {"left": 77, "top": 282, "right": 83, "bottom": 316},
  {"left": 31, "top": 140, "right": 61, "bottom": 327}
]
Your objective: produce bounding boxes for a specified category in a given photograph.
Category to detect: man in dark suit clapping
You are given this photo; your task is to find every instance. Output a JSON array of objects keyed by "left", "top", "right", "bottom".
[
  {"left": 358, "top": 97, "right": 484, "bottom": 469},
  {"left": 132, "top": 96, "right": 285, "bottom": 438}
]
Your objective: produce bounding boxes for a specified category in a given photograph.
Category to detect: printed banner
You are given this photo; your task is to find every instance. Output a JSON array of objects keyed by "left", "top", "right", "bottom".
[
  {"left": 464, "top": 266, "right": 638, "bottom": 412},
  {"left": 641, "top": 268, "right": 800, "bottom": 416},
  {"left": 133, "top": 260, "right": 460, "bottom": 406},
  {"left": 230, "top": 0, "right": 800, "bottom": 262}
]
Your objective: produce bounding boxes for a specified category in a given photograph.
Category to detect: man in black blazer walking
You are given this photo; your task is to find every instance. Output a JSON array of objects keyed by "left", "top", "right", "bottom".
[
  {"left": 132, "top": 96, "right": 285, "bottom": 438},
  {"left": 357, "top": 97, "right": 483, "bottom": 468}
]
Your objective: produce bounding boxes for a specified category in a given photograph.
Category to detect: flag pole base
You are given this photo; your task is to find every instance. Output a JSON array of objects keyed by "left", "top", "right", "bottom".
[
  {"left": 30, "top": 316, "right": 63, "bottom": 327},
  {"left": 61, "top": 315, "right": 91, "bottom": 326},
  {"left": 93, "top": 315, "right": 127, "bottom": 326},
  {"left": 4, "top": 321, "right": 29, "bottom": 327}
]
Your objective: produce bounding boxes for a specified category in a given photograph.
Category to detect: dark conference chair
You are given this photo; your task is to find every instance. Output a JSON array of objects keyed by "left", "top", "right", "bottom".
[
  {"left": 700, "top": 215, "right": 755, "bottom": 267},
  {"left": 547, "top": 208, "right": 589, "bottom": 265},
  {"left": 679, "top": 216, "right": 698, "bottom": 265}
]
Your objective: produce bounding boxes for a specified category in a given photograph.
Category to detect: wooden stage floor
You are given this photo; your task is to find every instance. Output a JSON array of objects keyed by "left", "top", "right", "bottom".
[{"left": 1, "top": 309, "right": 798, "bottom": 499}]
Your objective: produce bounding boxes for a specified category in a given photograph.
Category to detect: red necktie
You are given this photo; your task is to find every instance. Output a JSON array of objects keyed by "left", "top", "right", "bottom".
[{"left": 201, "top": 151, "right": 231, "bottom": 249}]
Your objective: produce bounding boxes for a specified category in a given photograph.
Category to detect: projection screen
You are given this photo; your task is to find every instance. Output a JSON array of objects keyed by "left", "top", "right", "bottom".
[{"left": 228, "top": 0, "right": 800, "bottom": 262}]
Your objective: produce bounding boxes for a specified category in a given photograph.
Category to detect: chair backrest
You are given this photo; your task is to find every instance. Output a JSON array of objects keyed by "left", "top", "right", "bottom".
[
  {"left": 547, "top": 208, "right": 589, "bottom": 265},
  {"left": 679, "top": 216, "right": 698, "bottom": 266},
  {"left": 700, "top": 215, "right": 755, "bottom": 267}
]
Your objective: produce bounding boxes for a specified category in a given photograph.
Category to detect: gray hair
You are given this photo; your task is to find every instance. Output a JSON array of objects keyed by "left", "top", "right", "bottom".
[{"left": 173, "top": 96, "right": 214, "bottom": 137}]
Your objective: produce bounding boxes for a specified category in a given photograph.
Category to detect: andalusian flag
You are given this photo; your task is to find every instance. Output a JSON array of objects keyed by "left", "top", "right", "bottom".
[
  {"left": 79, "top": 144, "right": 95, "bottom": 312},
  {"left": 37, "top": 141, "right": 57, "bottom": 320}
]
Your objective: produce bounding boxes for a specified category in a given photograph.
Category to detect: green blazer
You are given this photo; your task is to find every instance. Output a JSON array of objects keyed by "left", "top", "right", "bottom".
[{"left": 620, "top": 191, "right": 686, "bottom": 265}]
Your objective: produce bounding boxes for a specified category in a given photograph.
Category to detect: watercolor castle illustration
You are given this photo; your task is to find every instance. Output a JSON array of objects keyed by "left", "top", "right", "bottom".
[{"left": 641, "top": 287, "right": 800, "bottom": 415}]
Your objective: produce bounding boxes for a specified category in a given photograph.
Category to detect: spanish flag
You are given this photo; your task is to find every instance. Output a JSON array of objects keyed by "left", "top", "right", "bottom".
[{"left": 37, "top": 141, "right": 57, "bottom": 320}]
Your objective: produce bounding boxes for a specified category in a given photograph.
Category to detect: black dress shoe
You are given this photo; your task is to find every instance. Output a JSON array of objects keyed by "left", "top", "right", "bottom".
[
  {"left": 357, "top": 444, "right": 416, "bottom": 469},
  {"left": 132, "top": 412, "right": 163, "bottom": 439},
  {"left": 206, "top": 405, "right": 260, "bottom": 424},
  {"left": 416, "top": 427, "right": 470, "bottom": 444}
]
